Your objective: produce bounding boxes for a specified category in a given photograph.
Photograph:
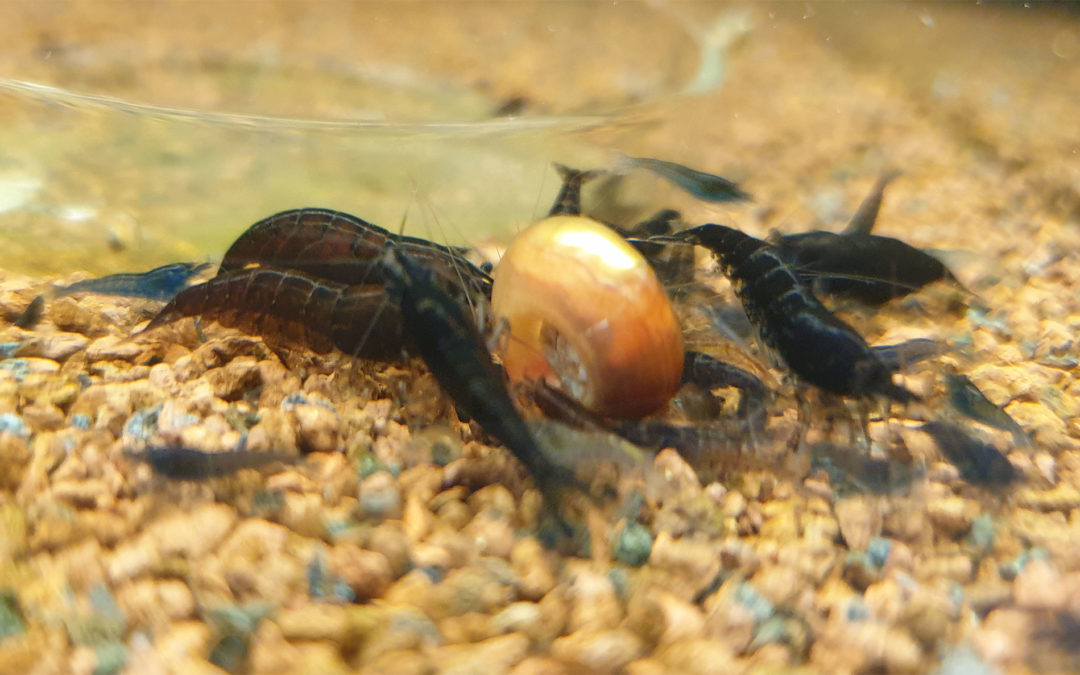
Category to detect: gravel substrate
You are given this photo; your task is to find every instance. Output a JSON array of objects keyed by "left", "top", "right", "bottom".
[{"left": 0, "top": 204, "right": 1077, "bottom": 674}]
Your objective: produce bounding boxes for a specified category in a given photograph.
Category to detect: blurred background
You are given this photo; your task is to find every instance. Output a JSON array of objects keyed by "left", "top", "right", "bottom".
[{"left": 0, "top": 1, "right": 1076, "bottom": 276}]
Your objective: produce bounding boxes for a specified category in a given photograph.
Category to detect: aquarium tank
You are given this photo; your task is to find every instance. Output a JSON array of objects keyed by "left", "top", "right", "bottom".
[{"left": 0, "top": 1, "right": 1078, "bottom": 672}]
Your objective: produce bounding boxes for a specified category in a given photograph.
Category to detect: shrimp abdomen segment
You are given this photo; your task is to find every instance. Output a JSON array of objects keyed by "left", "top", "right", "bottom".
[{"left": 146, "top": 267, "right": 405, "bottom": 360}]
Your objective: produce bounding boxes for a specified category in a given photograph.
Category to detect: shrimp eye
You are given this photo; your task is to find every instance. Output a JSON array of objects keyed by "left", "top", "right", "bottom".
[{"left": 491, "top": 215, "right": 684, "bottom": 418}]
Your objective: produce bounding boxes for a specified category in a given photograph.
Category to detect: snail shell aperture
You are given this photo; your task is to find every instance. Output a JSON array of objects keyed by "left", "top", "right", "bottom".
[{"left": 491, "top": 215, "right": 684, "bottom": 418}]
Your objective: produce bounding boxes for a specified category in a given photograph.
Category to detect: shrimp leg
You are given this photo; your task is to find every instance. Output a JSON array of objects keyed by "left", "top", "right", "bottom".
[{"left": 380, "top": 244, "right": 577, "bottom": 493}]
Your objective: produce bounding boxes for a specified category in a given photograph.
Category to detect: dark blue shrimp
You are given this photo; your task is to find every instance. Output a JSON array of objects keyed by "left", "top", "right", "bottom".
[
  {"left": 664, "top": 224, "right": 918, "bottom": 403},
  {"left": 919, "top": 421, "right": 1016, "bottom": 486},
  {"left": 621, "top": 155, "right": 751, "bottom": 203},
  {"left": 56, "top": 262, "right": 214, "bottom": 301},
  {"left": 945, "top": 374, "right": 1030, "bottom": 446},
  {"left": 380, "top": 244, "right": 577, "bottom": 492},
  {"left": 772, "top": 231, "right": 960, "bottom": 304},
  {"left": 871, "top": 338, "right": 944, "bottom": 372},
  {"left": 771, "top": 174, "right": 961, "bottom": 304},
  {"left": 126, "top": 446, "right": 297, "bottom": 480}
]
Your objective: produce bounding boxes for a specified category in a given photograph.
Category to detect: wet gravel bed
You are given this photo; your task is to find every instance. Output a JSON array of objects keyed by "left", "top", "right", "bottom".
[{"left": 0, "top": 224, "right": 1077, "bottom": 675}]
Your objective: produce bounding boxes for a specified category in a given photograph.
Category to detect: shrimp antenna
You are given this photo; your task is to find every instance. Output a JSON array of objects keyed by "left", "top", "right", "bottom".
[
  {"left": 348, "top": 285, "right": 395, "bottom": 363},
  {"left": 398, "top": 174, "right": 420, "bottom": 237},
  {"left": 397, "top": 202, "right": 411, "bottom": 237},
  {"left": 407, "top": 173, "right": 484, "bottom": 320},
  {"left": 529, "top": 159, "right": 551, "bottom": 226}
]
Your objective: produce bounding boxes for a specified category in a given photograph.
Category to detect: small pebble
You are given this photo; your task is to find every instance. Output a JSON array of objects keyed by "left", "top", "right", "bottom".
[
  {"left": 1013, "top": 558, "right": 1064, "bottom": 611},
  {"left": 926, "top": 496, "right": 979, "bottom": 538},
  {"left": 613, "top": 522, "right": 653, "bottom": 567},
  {"left": 656, "top": 637, "right": 737, "bottom": 674},
  {"left": 147, "top": 503, "right": 238, "bottom": 559},
  {"left": 358, "top": 471, "right": 403, "bottom": 520},
  {"left": 290, "top": 402, "right": 341, "bottom": 454},
  {"left": 0, "top": 412, "right": 30, "bottom": 439},
  {"left": 0, "top": 357, "right": 60, "bottom": 381},
  {"left": 432, "top": 632, "right": 530, "bottom": 674},
  {"left": 626, "top": 587, "right": 705, "bottom": 647},
  {"left": 491, "top": 602, "right": 543, "bottom": 640},
  {"left": 648, "top": 532, "right": 721, "bottom": 600},
  {"left": 550, "top": 628, "right": 644, "bottom": 672},
  {"left": 276, "top": 604, "right": 350, "bottom": 643},
  {"left": 565, "top": 563, "right": 623, "bottom": 632},
  {"left": 998, "top": 548, "right": 1049, "bottom": 581},
  {"left": 835, "top": 496, "right": 883, "bottom": 551},
  {"left": 13, "top": 331, "right": 89, "bottom": 361},
  {"left": 511, "top": 537, "right": 556, "bottom": 601},
  {"left": 327, "top": 545, "right": 393, "bottom": 602}
]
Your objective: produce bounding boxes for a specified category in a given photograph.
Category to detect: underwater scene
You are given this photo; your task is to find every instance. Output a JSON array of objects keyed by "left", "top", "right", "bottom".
[{"left": 1, "top": 1, "right": 1079, "bottom": 673}]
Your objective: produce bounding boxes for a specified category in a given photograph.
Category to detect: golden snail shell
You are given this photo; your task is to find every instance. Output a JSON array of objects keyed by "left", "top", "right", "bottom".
[{"left": 491, "top": 215, "right": 684, "bottom": 418}]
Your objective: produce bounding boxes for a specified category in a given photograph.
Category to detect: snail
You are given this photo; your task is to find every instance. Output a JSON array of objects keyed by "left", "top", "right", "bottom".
[{"left": 491, "top": 214, "right": 685, "bottom": 418}]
